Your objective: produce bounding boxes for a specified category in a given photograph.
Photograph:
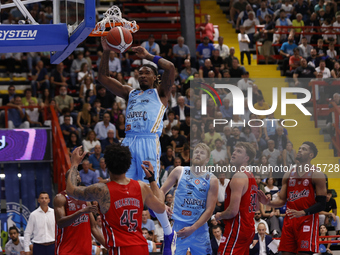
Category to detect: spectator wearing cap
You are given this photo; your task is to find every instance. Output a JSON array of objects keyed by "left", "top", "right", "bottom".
[
  {"left": 196, "top": 14, "right": 215, "bottom": 42},
  {"left": 214, "top": 36, "right": 230, "bottom": 60},
  {"left": 196, "top": 36, "right": 216, "bottom": 67},
  {"left": 141, "top": 34, "right": 160, "bottom": 56},
  {"left": 173, "top": 36, "right": 191, "bottom": 71},
  {"left": 243, "top": 11, "right": 260, "bottom": 49}
]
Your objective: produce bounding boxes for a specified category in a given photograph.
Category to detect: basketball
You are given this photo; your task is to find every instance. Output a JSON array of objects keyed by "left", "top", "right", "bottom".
[{"left": 106, "top": 27, "right": 133, "bottom": 53}]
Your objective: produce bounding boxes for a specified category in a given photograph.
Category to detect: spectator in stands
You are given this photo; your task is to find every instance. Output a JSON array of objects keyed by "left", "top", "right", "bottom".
[
  {"left": 282, "top": 141, "right": 296, "bottom": 166},
  {"left": 190, "top": 123, "right": 205, "bottom": 151},
  {"left": 298, "top": 37, "right": 313, "bottom": 58},
  {"left": 169, "top": 85, "right": 179, "bottom": 108},
  {"left": 108, "top": 52, "right": 121, "bottom": 77},
  {"left": 238, "top": 26, "right": 251, "bottom": 65},
  {"left": 270, "top": 126, "right": 287, "bottom": 152},
  {"left": 2, "top": 85, "right": 17, "bottom": 106},
  {"left": 199, "top": 58, "right": 214, "bottom": 78},
  {"left": 115, "top": 113, "right": 126, "bottom": 140},
  {"left": 127, "top": 69, "right": 140, "bottom": 89},
  {"left": 263, "top": 140, "right": 282, "bottom": 167},
  {"left": 95, "top": 158, "right": 110, "bottom": 183},
  {"left": 196, "top": 14, "right": 215, "bottom": 42},
  {"left": 173, "top": 36, "right": 191, "bottom": 70},
  {"left": 141, "top": 34, "right": 160, "bottom": 56},
  {"left": 100, "top": 129, "right": 118, "bottom": 152},
  {"left": 307, "top": 48, "right": 321, "bottom": 68},
  {"left": 215, "top": 172, "right": 229, "bottom": 212},
  {"left": 170, "top": 125, "right": 187, "bottom": 154},
  {"left": 79, "top": 160, "right": 98, "bottom": 186},
  {"left": 292, "top": 13, "right": 305, "bottom": 44},
  {"left": 160, "top": 146, "right": 175, "bottom": 169},
  {"left": 254, "top": 211, "right": 269, "bottom": 234},
  {"left": 219, "top": 98, "right": 233, "bottom": 120},
  {"left": 180, "top": 59, "right": 197, "bottom": 83},
  {"left": 316, "top": 39, "right": 327, "bottom": 58},
  {"left": 172, "top": 96, "right": 190, "bottom": 122},
  {"left": 264, "top": 177, "right": 279, "bottom": 198},
  {"left": 60, "top": 115, "right": 78, "bottom": 141},
  {"left": 258, "top": 14, "right": 276, "bottom": 64},
  {"left": 293, "top": 0, "right": 310, "bottom": 21},
  {"left": 333, "top": 12, "right": 340, "bottom": 43},
  {"left": 249, "top": 223, "right": 273, "bottom": 255},
  {"left": 260, "top": 192, "right": 281, "bottom": 237},
  {"left": 229, "top": 58, "right": 245, "bottom": 78},
  {"left": 203, "top": 122, "right": 222, "bottom": 151},
  {"left": 319, "top": 190, "right": 340, "bottom": 232},
  {"left": 179, "top": 113, "right": 191, "bottom": 138},
  {"left": 289, "top": 48, "right": 303, "bottom": 72},
  {"left": 7, "top": 96, "right": 29, "bottom": 129},
  {"left": 55, "top": 86, "right": 74, "bottom": 114},
  {"left": 96, "top": 86, "right": 115, "bottom": 109},
  {"left": 79, "top": 75, "right": 96, "bottom": 103},
  {"left": 263, "top": 113, "right": 278, "bottom": 140},
  {"left": 324, "top": 3, "right": 335, "bottom": 23},
  {"left": 163, "top": 110, "right": 179, "bottom": 136},
  {"left": 159, "top": 34, "right": 173, "bottom": 61},
  {"left": 91, "top": 99, "right": 105, "bottom": 123},
  {"left": 241, "top": 125, "right": 257, "bottom": 143},
  {"left": 77, "top": 103, "right": 92, "bottom": 137},
  {"left": 210, "top": 49, "right": 225, "bottom": 73},
  {"left": 316, "top": 59, "right": 331, "bottom": 78},
  {"left": 31, "top": 60, "right": 50, "bottom": 97},
  {"left": 280, "top": 35, "right": 298, "bottom": 75},
  {"left": 196, "top": 36, "right": 216, "bottom": 67},
  {"left": 94, "top": 112, "right": 116, "bottom": 140},
  {"left": 89, "top": 144, "right": 104, "bottom": 171},
  {"left": 319, "top": 224, "right": 333, "bottom": 254},
  {"left": 331, "top": 61, "right": 340, "bottom": 78},
  {"left": 66, "top": 132, "right": 81, "bottom": 157},
  {"left": 142, "top": 210, "right": 155, "bottom": 234},
  {"left": 276, "top": 9, "right": 292, "bottom": 35},
  {"left": 5, "top": 227, "right": 24, "bottom": 254},
  {"left": 224, "top": 47, "right": 239, "bottom": 69},
  {"left": 211, "top": 225, "right": 223, "bottom": 255},
  {"left": 214, "top": 36, "right": 230, "bottom": 60},
  {"left": 26, "top": 99, "right": 42, "bottom": 127},
  {"left": 243, "top": 11, "right": 259, "bottom": 49},
  {"left": 253, "top": 96, "right": 269, "bottom": 119},
  {"left": 237, "top": 71, "right": 254, "bottom": 96},
  {"left": 231, "top": 0, "right": 249, "bottom": 25},
  {"left": 178, "top": 143, "right": 190, "bottom": 166},
  {"left": 77, "top": 63, "right": 91, "bottom": 86},
  {"left": 70, "top": 52, "right": 88, "bottom": 87},
  {"left": 108, "top": 102, "right": 121, "bottom": 126},
  {"left": 50, "top": 62, "right": 68, "bottom": 98},
  {"left": 227, "top": 126, "right": 247, "bottom": 158},
  {"left": 211, "top": 138, "right": 228, "bottom": 165},
  {"left": 236, "top": 4, "right": 252, "bottom": 29},
  {"left": 21, "top": 88, "right": 38, "bottom": 106},
  {"left": 82, "top": 130, "right": 101, "bottom": 153},
  {"left": 59, "top": 108, "right": 73, "bottom": 125},
  {"left": 327, "top": 42, "right": 337, "bottom": 63},
  {"left": 142, "top": 228, "right": 157, "bottom": 252},
  {"left": 257, "top": 0, "right": 274, "bottom": 24}
]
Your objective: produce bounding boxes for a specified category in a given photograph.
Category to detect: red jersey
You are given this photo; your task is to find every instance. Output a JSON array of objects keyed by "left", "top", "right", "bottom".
[
  {"left": 218, "top": 171, "right": 257, "bottom": 255},
  {"left": 101, "top": 180, "right": 146, "bottom": 250},
  {"left": 286, "top": 165, "right": 317, "bottom": 211},
  {"left": 55, "top": 191, "right": 92, "bottom": 255}
]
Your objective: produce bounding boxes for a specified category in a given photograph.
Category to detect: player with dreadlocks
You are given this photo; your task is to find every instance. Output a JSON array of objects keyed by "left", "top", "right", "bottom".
[{"left": 98, "top": 38, "right": 176, "bottom": 254}]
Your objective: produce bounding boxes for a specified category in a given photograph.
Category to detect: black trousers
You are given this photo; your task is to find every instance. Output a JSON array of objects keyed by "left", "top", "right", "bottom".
[{"left": 241, "top": 51, "right": 251, "bottom": 65}]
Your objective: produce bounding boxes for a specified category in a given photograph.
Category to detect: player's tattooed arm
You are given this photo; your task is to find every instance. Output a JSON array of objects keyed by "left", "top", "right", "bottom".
[{"left": 66, "top": 146, "right": 111, "bottom": 214}]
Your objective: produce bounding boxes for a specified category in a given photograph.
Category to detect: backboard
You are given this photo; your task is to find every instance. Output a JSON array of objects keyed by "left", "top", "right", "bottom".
[{"left": 0, "top": 0, "right": 96, "bottom": 64}]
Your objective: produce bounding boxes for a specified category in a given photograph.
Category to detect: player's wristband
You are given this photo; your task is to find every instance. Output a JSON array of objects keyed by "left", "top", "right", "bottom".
[
  {"left": 153, "top": 56, "right": 162, "bottom": 65},
  {"left": 303, "top": 195, "right": 326, "bottom": 215},
  {"left": 144, "top": 170, "right": 155, "bottom": 183}
]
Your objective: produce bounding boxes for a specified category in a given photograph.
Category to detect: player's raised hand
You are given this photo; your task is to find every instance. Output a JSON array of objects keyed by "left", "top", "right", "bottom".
[
  {"left": 257, "top": 190, "right": 270, "bottom": 205},
  {"left": 71, "top": 146, "right": 87, "bottom": 166},
  {"left": 132, "top": 46, "right": 149, "bottom": 59},
  {"left": 101, "top": 36, "right": 111, "bottom": 51},
  {"left": 141, "top": 161, "right": 154, "bottom": 178}
]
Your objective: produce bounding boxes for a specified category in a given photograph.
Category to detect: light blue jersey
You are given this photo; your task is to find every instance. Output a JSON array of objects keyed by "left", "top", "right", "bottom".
[
  {"left": 125, "top": 88, "right": 166, "bottom": 137},
  {"left": 172, "top": 166, "right": 213, "bottom": 255},
  {"left": 172, "top": 166, "right": 212, "bottom": 225}
]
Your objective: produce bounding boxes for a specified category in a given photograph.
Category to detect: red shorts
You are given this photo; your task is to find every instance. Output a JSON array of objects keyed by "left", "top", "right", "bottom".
[
  {"left": 109, "top": 245, "right": 148, "bottom": 255},
  {"left": 279, "top": 214, "right": 319, "bottom": 254},
  {"left": 217, "top": 219, "right": 255, "bottom": 255}
]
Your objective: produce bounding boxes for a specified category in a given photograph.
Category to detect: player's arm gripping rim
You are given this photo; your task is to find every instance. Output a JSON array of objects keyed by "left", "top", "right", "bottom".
[
  {"left": 66, "top": 146, "right": 111, "bottom": 214},
  {"left": 97, "top": 37, "right": 133, "bottom": 101}
]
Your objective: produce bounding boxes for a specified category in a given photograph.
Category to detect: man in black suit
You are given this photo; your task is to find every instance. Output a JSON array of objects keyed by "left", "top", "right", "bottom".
[
  {"left": 269, "top": 126, "right": 287, "bottom": 152},
  {"left": 210, "top": 225, "right": 223, "bottom": 255},
  {"left": 250, "top": 223, "right": 274, "bottom": 255},
  {"left": 172, "top": 96, "right": 190, "bottom": 123}
]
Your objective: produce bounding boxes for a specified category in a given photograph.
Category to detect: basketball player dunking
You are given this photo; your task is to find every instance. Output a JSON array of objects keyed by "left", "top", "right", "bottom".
[
  {"left": 143, "top": 143, "right": 219, "bottom": 255},
  {"left": 66, "top": 144, "right": 176, "bottom": 255},
  {"left": 214, "top": 142, "right": 258, "bottom": 255},
  {"left": 54, "top": 171, "right": 105, "bottom": 255},
  {"left": 258, "top": 141, "right": 327, "bottom": 255}
]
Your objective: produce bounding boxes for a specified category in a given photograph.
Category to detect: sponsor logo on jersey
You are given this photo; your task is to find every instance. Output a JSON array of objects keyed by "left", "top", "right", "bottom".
[
  {"left": 72, "top": 214, "right": 89, "bottom": 227},
  {"left": 181, "top": 198, "right": 206, "bottom": 208},
  {"left": 0, "top": 30, "right": 37, "bottom": 41},
  {"left": 182, "top": 210, "right": 192, "bottom": 216},
  {"left": 199, "top": 188, "right": 207, "bottom": 193},
  {"left": 186, "top": 176, "right": 193, "bottom": 181},
  {"left": 130, "top": 99, "right": 137, "bottom": 104},
  {"left": 126, "top": 111, "right": 147, "bottom": 121},
  {"left": 205, "top": 174, "right": 210, "bottom": 180},
  {"left": 130, "top": 91, "right": 140, "bottom": 98},
  {"left": 202, "top": 181, "right": 207, "bottom": 186},
  {"left": 303, "top": 179, "right": 309, "bottom": 186},
  {"left": 138, "top": 91, "right": 144, "bottom": 95},
  {"left": 187, "top": 190, "right": 193, "bottom": 196},
  {"left": 195, "top": 179, "right": 200, "bottom": 185},
  {"left": 186, "top": 184, "right": 194, "bottom": 190},
  {"left": 141, "top": 99, "right": 149, "bottom": 104},
  {"left": 300, "top": 240, "right": 309, "bottom": 249},
  {"left": 125, "top": 124, "right": 131, "bottom": 131},
  {"left": 288, "top": 189, "right": 310, "bottom": 202},
  {"left": 114, "top": 197, "right": 141, "bottom": 209},
  {"left": 303, "top": 225, "right": 310, "bottom": 232},
  {"left": 289, "top": 178, "right": 296, "bottom": 187},
  {"left": 148, "top": 90, "right": 153, "bottom": 94},
  {"left": 128, "top": 104, "right": 134, "bottom": 110}
]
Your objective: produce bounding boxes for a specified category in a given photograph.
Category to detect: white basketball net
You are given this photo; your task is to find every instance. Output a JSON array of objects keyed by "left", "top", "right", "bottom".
[{"left": 92, "top": 5, "right": 138, "bottom": 34}]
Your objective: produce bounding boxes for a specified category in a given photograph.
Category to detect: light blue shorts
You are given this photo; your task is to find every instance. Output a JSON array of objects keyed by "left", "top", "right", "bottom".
[
  {"left": 122, "top": 133, "right": 160, "bottom": 184},
  {"left": 173, "top": 221, "right": 212, "bottom": 255}
]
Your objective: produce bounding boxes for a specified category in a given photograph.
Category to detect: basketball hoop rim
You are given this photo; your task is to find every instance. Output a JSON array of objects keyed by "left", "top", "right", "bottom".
[{"left": 89, "top": 22, "right": 139, "bottom": 37}]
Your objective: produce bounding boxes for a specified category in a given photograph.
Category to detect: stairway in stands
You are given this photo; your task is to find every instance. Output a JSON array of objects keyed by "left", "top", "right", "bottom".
[{"left": 201, "top": 0, "right": 340, "bottom": 202}]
